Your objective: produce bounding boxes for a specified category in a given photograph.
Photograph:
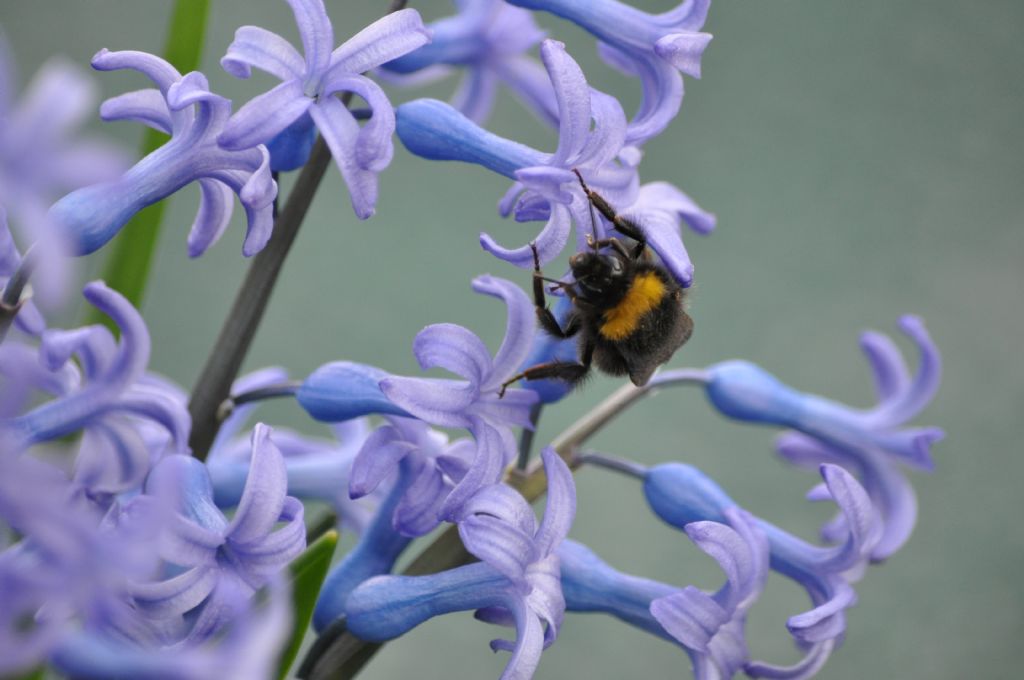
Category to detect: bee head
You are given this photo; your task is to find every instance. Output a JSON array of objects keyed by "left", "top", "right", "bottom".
[{"left": 570, "top": 251, "right": 628, "bottom": 299}]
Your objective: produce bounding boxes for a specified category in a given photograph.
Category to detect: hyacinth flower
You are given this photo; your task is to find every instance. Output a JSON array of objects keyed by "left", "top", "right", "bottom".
[
  {"left": 310, "top": 416, "right": 475, "bottom": 630},
  {"left": 48, "top": 51, "right": 276, "bottom": 257},
  {"left": 703, "top": 315, "right": 942, "bottom": 560},
  {"left": 0, "top": 443, "right": 171, "bottom": 675},
  {"left": 380, "top": 0, "right": 558, "bottom": 126},
  {"left": 650, "top": 508, "right": 769, "bottom": 680},
  {"left": 208, "top": 367, "right": 379, "bottom": 534},
  {"left": 0, "top": 37, "right": 128, "bottom": 226},
  {"left": 0, "top": 283, "right": 190, "bottom": 486},
  {"left": 643, "top": 461, "right": 879, "bottom": 679},
  {"left": 396, "top": 40, "right": 714, "bottom": 285},
  {"left": 53, "top": 581, "right": 291, "bottom": 680},
  {"left": 507, "top": 0, "right": 713, "bottom": 145},
  {"left": 218, "top": 0, "right": 430, "bottom": 216},
  {"left": 345, "top": 447, "right": 575, "bottom": 680},
  {"left": 130, "top": 424, "right": 305, "bottom": 644},
  {"left": 559, "top": 507, "right": 768, "bottom": 679},
  {"left": 296, "top": 275, "right": 538, "bottom": 521}
]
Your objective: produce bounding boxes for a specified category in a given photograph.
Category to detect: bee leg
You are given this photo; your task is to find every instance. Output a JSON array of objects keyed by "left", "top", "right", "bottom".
[
  {"left": 573, "top": 169, "right": 648, "bottom": 258},
  {"left": 498, "top": 339, "right": 594, "bottom": 397},
  {"left": 531, "top": 242, "right": 582, "bottom": 339},
  {"left": 586, "top": 234, "right": 632, "bottom": 260}
]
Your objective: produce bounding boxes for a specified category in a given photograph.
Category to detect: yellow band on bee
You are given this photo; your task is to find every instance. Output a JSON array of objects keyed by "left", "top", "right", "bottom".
[{"left": 599, "top": 272, "right": 666, "bottom": 340}]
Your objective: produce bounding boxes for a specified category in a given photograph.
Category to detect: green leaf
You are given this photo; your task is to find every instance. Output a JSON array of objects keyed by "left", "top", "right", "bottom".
[
  {"left": 85, "top": 0, "right": 212, "bottom": 329},
  {"left": 278, "top": 529, "right": 338, "bottom": 680},
  {"left": 12, "top": 666, "right": 45, "bottom": 680}
]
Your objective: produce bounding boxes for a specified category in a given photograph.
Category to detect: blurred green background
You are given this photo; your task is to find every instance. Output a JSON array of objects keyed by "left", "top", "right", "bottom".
[{"left": 2, "top": 1, "right": 1022, "bottom": 678}]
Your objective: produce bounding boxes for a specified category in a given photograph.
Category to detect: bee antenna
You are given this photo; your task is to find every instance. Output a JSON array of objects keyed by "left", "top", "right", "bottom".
[{"left": 573, "top": 168, "right": 600, "bottom": 251}]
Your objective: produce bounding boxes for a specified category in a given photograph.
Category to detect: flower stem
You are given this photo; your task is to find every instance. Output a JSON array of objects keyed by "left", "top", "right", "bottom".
[
  {"left": 516, "top": 402, "right": 543, "bottom": 470},
  {"left": 188, "top": 136, "right": 334, "bottom": 460},
  {"left": 300, "top": 367, "right": 710, "bottom": 679}
]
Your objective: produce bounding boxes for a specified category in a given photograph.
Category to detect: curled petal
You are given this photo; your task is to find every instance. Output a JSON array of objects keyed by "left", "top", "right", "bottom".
[
  {"left": 91, "top": 48, "right": 182, "bottom": 94},
  {"left": 480, "top": 200, "right": 572, "bottom": 268},
  {"left": 187, "top": 178, "right": 235, "bottom": 257},
  {"left": 871, "top": 316, "right": 941, "bottom": 426},
  {"left": 218, "top": 79, "right": 311, "bottom": 152},
  {"left": 318, "top": 74, "right": 394, "bottom": 171},
  {"left": 471, "top": 275, "right": 535, "bottom": 386},
  {"left": 349, "top": 425, "right": 417, "bottom": 498},
  {"left": 653, "top": 32, "right": 714, "bottom": 78},
  {"left": 859, "top": 330, "right": 910, "bottom": 402},
  {"left": 541, "top": 40, "right": 590, "bottom": 165},
  {"left": 329, "top": 8, "right": 432, "bottom": 75},
  {"left": 412, "top": 322, "right": 491, "bottom": 384},
  {"left": 131, "top": 565, "right": 217, "bottom": 617},
  {"left": 309, "top": 97, "right": 379, "bottom": 218},
  {"left": 227, "top": 424, "right": 288, "bottom": 544},
  {"left": 460, "top": 483, "right": 537, "bottom": 536},
  {"left": 99, "top": 88, "right": 172, "bottom": 133},
  {"left": 498, "top": 597, "right": 545, "bottom": 680},
  {"left": 82, "top": 281, "right": 150, "bottom": 387},
  {"left": 221, "top": 25, "right": 305, "bottom": 81},
  {"left": 460, "top": 514, "right": 536, "bottom": 586},
  {"left": 286, "top": 0, "right": 333, "bottom": 75},
  {"left": 232, "top": 496, "right": 306, "bottom": 574},
  {"left": 533, "top": 448, "right": 576, "bottom": 556}
]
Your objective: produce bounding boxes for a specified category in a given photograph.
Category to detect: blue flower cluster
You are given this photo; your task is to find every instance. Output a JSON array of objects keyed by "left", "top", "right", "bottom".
[{"left": 0, "top": 1, "right": 943, "bottom": 679}]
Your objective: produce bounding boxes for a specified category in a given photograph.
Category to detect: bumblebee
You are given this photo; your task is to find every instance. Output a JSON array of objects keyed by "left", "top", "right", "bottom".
[{"left": 500, "top": 170, "right": 693, "bottom": 395}]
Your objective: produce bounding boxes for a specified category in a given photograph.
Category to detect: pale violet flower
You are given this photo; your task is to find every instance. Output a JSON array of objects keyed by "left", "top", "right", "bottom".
[
  {"left": 49, "top": 52, "right": 276, "bottom": 257},
  {"left": 704, "top": 315, "right": 942, "bottom": 560},
  {"left": 130, "top": 424, "right": 305, "bottom": 644},
  {"left": 396, "top": 39, "right": 713, "bottom": 286},
  {"left": 218, "top": 0, "right": 430, "bottom": 217},
  {"left": 1, "top": 282, "right": 190, "bottom": 483},
  {"left": 644, "top": 462, "right": 879, "bottom": 679},
  {"left": 507, "top": 0, "right": 713, "bottom": 144},
  {"left": 380, "top": 0, "right": 557, "bottom": 126},
  {"left": 345, "top": 447, "right": 575, "bottom": 680},
  {"left": 297, "top": 275, "right": 539, "bottom": 521}
]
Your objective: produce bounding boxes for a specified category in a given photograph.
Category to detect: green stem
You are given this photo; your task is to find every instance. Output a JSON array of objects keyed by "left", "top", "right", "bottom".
[{"left": 188, "top": 137, "right": 333, "bottom": 459}]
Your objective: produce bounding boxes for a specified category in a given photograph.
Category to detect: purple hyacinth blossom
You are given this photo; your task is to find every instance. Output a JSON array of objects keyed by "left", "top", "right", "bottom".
[
  {"left": 558, "top": 511, "right": 768, "bottom": 679},
  {"left": 51, "top": 575, "right": 292, "bottom": 680},
  {"left": 0, "top": 38, "right": 128, "bottom": 227},
  {"left": 129, "top": 424, "right": 305, "bottom": 644},
  {"left": 644, "top": 462, "right": 880, "bottom": 679},
  {"left": 507, "top": 0, "right": 713, "bottom": 145},
  {"left": 704, "top": 316, "right": 942, "bottom": 561},
  {"left": 48, "top": 51, "right": 276, "bottom": 258},
  {"left": 346, "top": 447, "right": 575, "bottom": 680},
  {"left": 379, "top": 274, "right": 539, "bottom": 519},
  {"left": 381, "top": 0, "right": 557, "bottom": 126},
  {"left": 308, "top": 418, "right": 471, "bottom": 631},
  {"left": 650, "top": 508, "right": 769, "bottom": 680},
  {"left": 1, "top": 282, "right": 190, "bottom": 475},
  {"left": 0, "top": 444, "right": 171, "bottom": 674},
  {"left": 349, "top": 415, "right": 474, "bottom": 537},
  {"left": 218, "top": 0, "right": 430, "bottom": 217},
  {"left": 208, "top": 367, "right": 378, "bottom": 533},
  {"left": 396, "top": 40, "right": 713, "bottom": 285}
]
